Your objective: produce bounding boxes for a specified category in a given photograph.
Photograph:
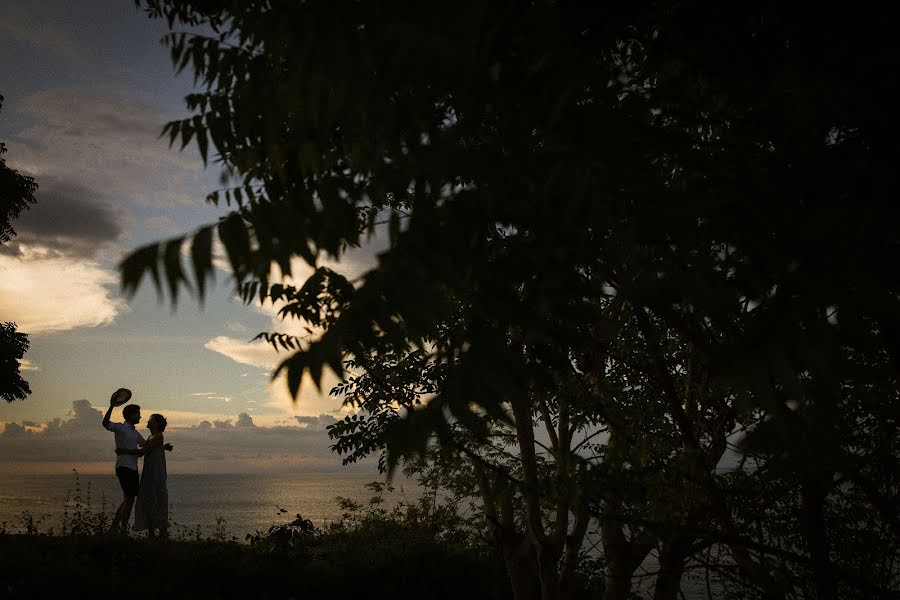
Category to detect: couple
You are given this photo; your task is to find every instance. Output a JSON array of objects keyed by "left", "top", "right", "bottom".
[{"left": 101, "top": 391, "right": 172, "bottom": 538}]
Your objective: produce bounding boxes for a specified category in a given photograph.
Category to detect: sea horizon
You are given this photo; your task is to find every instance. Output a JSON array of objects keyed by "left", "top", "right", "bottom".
[{"left": 0, "top": 471, "right": 420, "bottom": 539}]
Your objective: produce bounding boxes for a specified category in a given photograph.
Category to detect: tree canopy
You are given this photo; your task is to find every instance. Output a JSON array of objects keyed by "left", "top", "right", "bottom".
[
  {"left": 126, "top": 0, "right": 900, "bottom": 462},
  {"left": 124, "top": 2, "right": 900, "bottom": 598},
  {"left": 0, "top": 94, "right": 37, "bottom": 402},
  {"left": 0, "top": 95, "right": 37, "bottom": 244}
]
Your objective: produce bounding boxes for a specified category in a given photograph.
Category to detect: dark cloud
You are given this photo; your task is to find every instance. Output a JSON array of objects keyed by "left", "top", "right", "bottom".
[
  {"left": 42, "top": 399, "right": 103, "bottom": 435},
  {"left": 1, "top": 423, "right": 30, "bottom": 438},
  {"left": 0, "top": 4, "right": 86, "bottom": 60},
  {"left": 294, "top": 414, "right": 338, "bottom": 430},
  {"left": 8, "top": 88, "right": 206, "bottom": 212},
  {"left": 12, "top": 177, "right": 125, "bottom": 257},
  {"left": 0, "top": 401, "right": 374, "bottom": 473}
]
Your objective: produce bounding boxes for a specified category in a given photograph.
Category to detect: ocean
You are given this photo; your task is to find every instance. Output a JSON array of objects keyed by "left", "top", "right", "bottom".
[{"left": 0, "top": 472, "right": 418, "bottom": 539}]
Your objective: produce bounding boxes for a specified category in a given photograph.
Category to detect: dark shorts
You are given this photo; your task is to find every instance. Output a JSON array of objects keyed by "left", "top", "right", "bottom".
[{"left": 116, "top": 466, "right": 140, "bottom": 497}]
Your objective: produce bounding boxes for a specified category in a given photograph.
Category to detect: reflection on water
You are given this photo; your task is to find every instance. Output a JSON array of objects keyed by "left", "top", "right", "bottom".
[{"left": 0, "top": 472, "right": 419, "bottom": 537}]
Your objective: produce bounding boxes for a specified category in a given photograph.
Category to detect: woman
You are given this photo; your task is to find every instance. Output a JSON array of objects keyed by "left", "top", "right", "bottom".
[{"left": 133, "top": 413, "right": 169, "bottom": 538}]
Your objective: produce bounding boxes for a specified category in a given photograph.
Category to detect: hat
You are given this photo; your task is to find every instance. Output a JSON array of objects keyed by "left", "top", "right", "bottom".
[{"left": 111, "top": 388, "right": 132, "bottom": 407}]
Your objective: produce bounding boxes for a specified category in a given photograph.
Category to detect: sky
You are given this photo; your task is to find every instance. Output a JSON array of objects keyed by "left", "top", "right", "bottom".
[{"left": 0, "top": 0, "right": 384, "bottom": 474}]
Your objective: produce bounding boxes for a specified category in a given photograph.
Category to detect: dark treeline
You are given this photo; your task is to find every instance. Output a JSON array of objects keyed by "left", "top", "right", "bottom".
[{"left": 123, "top": 2, "right": 899, "bottom": 599}]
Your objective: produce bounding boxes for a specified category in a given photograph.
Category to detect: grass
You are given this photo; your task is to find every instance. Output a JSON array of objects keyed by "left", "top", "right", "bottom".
[{"left": 0, "top": 475, "right": 512, "bottom": 599}]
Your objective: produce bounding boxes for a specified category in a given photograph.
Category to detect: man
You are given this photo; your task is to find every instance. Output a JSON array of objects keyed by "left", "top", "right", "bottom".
[{"left": 102, "top": 392, "right": 172, "bottom": 533}]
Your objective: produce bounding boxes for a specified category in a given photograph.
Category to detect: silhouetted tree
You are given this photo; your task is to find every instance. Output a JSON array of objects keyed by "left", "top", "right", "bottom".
[
  {"left": 0, "top": 95, "right": 37, "bottom": 244},
  {"left": 0, "top": 94, "right": 37, "bottom": 402},
  {"left": 0, "top": 322, "right": 30, "bottom": 402},
  {"left": 124, "top": 3, "right": 900, "bottom": 597}
]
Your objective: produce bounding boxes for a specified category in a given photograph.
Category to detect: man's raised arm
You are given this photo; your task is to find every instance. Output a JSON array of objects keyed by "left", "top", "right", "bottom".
[{"left": 101, "top": 391, "right": 117, "bottom": 430}]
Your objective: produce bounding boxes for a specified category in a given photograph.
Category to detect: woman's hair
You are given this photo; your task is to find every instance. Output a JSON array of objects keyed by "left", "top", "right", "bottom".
[{"left": 149, "top": 413, "right": 167, "bottom": 432}]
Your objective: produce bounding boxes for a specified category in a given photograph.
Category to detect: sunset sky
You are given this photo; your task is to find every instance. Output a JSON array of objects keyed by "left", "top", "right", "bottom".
[{"left": 0, "top": 0, "right": 382, "bottom": 473}]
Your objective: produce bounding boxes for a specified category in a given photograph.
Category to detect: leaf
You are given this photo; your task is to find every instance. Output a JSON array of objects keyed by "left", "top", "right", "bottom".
[
  {"left": 195, "top": 116, "right": 209, "bottom": 164},
  {"left": 163, "top": 237, "right": 191, "bottom": 305},
  {"left": 119, "top": 243, "right": 162, "bottom": 299},
  {"left": 388, "top": 209, "right": 401, "bottom": 246},
  {"left": 217, "top": 212, "right": 250, "bottom": 284},
  {"left": 190, "top": 226, "right": 214, "bottom": 302}
]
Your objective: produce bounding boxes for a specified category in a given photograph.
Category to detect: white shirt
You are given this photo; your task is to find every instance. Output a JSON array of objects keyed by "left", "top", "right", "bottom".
[{"left": 104, "top": 421, "right": 145, "bottom": 471}]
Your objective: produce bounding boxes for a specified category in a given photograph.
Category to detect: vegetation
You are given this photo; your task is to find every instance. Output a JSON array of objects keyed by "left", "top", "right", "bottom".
[
  {"left": 120, "top": 2, "right": 900, "bottom": 599},
  {"left": 0, "top": 478, "right": 515, "bottom": 599},
  {"left": 0, "top": 94, "right": 37, "bottom": 402}
]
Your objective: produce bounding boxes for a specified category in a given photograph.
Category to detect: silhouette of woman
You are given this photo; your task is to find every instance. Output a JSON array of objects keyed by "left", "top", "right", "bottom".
[{"left": 132, "top": 413, "right": 169, "bottom": 538}]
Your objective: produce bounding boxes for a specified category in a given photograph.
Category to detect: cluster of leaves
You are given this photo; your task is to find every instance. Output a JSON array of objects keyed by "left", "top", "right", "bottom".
[
  {"left": 0, "top": 321, "right": 31, "bottom": 402},
  {"left": 0, "top": 95, "right": 37, "bottom": 244},
  {"left": 0, "top": 94, "right": 37, "bottom": 402}
]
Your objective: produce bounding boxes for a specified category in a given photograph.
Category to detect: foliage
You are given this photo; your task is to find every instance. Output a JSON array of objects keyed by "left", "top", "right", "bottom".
[
  {"left": 124, "top": 0, "right": 900, "bottom": 472},
  {"left": 0, "top": 483, "right": 513, "bottom": 600},
  {"left": 0, "top": 321, "right": 31, "bottom": 402},
  {"left": 0, "top": 95, "right": 37, "bottom": 403},
  {"left": 60, "top": 470, "right": 111, "bottom": 536},
  {"left": 122, "top": 2, "right": 900, "bottom": 599},
  {"left": 0, "top": 95, "right": 37, "bottom": 244}
]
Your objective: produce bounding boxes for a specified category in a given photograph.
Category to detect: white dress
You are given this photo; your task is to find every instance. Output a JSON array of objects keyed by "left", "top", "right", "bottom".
[{"left": 133, "top": 442, "right": 168, "bottom": 531}]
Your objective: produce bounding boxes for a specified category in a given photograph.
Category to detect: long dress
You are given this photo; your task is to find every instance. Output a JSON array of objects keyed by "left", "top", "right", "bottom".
[{"left": 133, "top": 443, "right": 168, "bottom": 531}]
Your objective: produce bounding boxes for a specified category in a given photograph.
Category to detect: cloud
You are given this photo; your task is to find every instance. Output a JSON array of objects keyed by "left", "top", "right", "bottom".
[
  {"left": 204, "top": 335, "right": 280, "bottom": 370},
  {"left": 188, "top": 392, "right": 232, "bottom": 403},
  {"left": 142, "top": 216, "right": 180, "bottom": 234},
  {"left": 295, "top": 414, "right": 338, "bottom": 430},
  {"left": 0, "top": 244, "right": 126, "bottom": 334},
  {"left": 0, "top": 5, "right": 86, "bottom": 60},
  {"left": 19, "top": 359, "right": 40, "bottom": 372},
  {"left": 7, "top": 88, "right": 210, "bottom": 211},
  {"left": 225, "top": 321, "right": 248, "bottom": 333},
  {"left": 0, "top": 88, "right": 218, "bottom": 336},
  {"left": 1, "top": 422, "right": 29, "bottom": 438},
  {"left": 0, "top": 400, "right": 374, "bottom": 474},
  {"left": 9, "top": 177, "right": 127, "bottom": 258}
]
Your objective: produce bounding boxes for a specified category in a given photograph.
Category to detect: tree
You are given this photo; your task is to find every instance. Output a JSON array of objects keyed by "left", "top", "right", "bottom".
[
  {"left": 0, "top": 94, "right": 37, "bottom": 402},
  {"left": 124, "top": 2, "right": 900, "bottom": 597},
  {"left": 125, "top": 0, "right": 900, "bottom": 450},
  {"left": 323, "top": 290, "right": 772, "bottom": 600},
  {"left": 0, "top": 95, "right": 37, "bottom": 244},
  {"left": 0, "top": 322, "right": 31, "bottom": 402}
]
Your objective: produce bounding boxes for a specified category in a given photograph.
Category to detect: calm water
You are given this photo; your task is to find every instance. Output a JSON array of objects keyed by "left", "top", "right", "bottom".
[{"left": 0, "top": 472, "right": 419, "bottom": 539}]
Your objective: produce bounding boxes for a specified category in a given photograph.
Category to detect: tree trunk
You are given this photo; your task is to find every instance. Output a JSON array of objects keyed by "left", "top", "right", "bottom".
[
  {"left": 473, "top": 461, "right": 540, "bottom": 600},
  {"left": 603, "top": 562, "right": 635, "bottom": 600},
  {"left": 600, "top": 427, "right": 655, "bottom": 600},
  {"left": 511, "top": 397, "right": 564, "bottom": 600},
  {"left": 653, "top": 537, "right": 689, "bottom": 600},
  {"left": 539, "top": 550, "right": 562, "bottom": 600},
  {"left": 559, "top": 501, "right": 591, "bottom": 600},
  {"left": 600, "top": 524, "right": 655, "bottom": 600},
  {"left": 800, "top": 480, "right": 835, "bottom": 600},
  {"left": 502, "top": 537, "right": 540, "bottom": 600}
]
